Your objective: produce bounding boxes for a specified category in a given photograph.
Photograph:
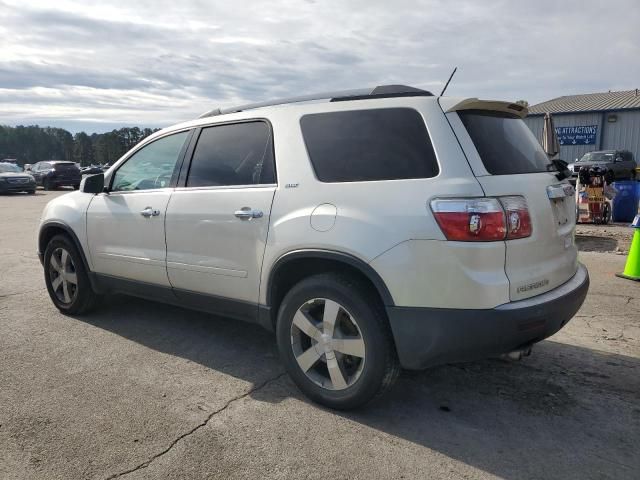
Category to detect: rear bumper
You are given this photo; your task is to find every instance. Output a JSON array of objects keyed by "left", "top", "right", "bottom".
[
  {"left": 386, "top": 263, "right": 589, "bottom": 369},
  {"left": 48, "top": 176, "right": 81, "bottom": 186}
]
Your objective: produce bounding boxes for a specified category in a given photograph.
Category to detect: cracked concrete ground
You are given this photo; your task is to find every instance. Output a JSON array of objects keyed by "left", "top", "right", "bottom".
[{"left": 1, "top": 190, "right": 639, "bottom": 480}]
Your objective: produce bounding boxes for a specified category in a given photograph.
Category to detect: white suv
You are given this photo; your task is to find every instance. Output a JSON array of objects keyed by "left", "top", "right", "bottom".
[{"left": 37, "top": 85, "right": 589, "bottom": 409}]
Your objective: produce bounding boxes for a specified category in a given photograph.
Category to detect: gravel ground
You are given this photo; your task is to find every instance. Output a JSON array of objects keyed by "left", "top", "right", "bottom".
[
  {"left": 1, "top": 190, "right": 638, "bottom": 480},
  {"left": 576, "top": 223, "right": 634, "bottom": 254}
]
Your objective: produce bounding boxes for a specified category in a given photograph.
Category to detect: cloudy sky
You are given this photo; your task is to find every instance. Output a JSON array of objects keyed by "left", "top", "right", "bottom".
[{"left": 1, "top": 0, "right": 639, "bottom": 133}]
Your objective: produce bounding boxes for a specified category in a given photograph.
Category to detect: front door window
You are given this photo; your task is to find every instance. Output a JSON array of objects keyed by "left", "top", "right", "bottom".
[{"left": 111, "top": 131, "right": 189, "bottom": 192}]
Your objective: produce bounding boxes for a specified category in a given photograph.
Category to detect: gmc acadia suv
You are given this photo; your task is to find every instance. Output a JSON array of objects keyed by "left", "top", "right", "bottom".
[{"left": 37, "top": 85, "right": 589, "bottom": 409}]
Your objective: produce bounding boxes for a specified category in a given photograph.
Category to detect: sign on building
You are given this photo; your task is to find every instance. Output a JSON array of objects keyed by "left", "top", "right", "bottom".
[{"left": 555, "top": 125, "right": 598, "bottom": 145}]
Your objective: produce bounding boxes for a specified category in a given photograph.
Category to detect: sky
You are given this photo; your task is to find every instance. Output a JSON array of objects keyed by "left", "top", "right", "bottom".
[{"left": 1, "top": 0, "right": 639, "bottom": 133}]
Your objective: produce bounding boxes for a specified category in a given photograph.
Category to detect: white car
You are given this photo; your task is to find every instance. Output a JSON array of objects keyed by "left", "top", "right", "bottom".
[{"left": 37, "top": 85, "right": 589, "bottom": 409}]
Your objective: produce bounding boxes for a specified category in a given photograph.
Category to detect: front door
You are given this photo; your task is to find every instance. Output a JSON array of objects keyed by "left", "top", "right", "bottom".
[
  {"left": 86, "top": 130, "right": 191, "bottom": 286},
  {"left": 165, "top": 121, "right": 276, "bottom": 306}
]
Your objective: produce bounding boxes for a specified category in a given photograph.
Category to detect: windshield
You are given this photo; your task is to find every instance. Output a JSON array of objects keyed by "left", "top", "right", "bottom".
[
  {"left": 578, "top": 152, "right": 614, "bottom": 162},
  {"left": 0, "top": 163, "right": 22, "bottom": 173},
  {"left": 459, "top": 110, "right": 555, "bottom": 175}
]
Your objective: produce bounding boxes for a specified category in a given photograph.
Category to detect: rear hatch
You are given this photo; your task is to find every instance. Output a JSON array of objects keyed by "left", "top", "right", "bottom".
[
  {"left": 53, "top": 162, "right": 80, "bottom": 179},
  {"left": 443, "top": 99, "right": 578, "bottom": 301}
]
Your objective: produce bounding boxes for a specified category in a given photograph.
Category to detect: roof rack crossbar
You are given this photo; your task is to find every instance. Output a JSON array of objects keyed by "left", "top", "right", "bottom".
[{"left": 198, "top": 85, "right": 433, "bottom": 118}]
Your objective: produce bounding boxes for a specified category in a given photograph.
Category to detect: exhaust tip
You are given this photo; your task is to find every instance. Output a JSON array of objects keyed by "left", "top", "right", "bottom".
[{"left": 500, "top": 346, "right": 532, "bottom": 361}]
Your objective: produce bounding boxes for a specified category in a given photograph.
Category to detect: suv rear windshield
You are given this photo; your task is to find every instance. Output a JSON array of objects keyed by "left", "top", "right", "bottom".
[
  {"left": 300, "top": 108, "right": 439, "bottom": 182},
  {"left": 459, "top": 110, "right": 554, "bottom": 175},
  {"left": 54, "top": 162, "right": 78, "bottom": 170}
]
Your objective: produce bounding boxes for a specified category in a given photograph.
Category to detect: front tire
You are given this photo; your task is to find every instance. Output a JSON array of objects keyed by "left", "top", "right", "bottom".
[
  {"left": 276, "top": 273, "right": 399, "bottom": 410},
  {"left": 43, "top": 179, "right": 52, "bottom": 190},
  {"left": 44, "top": 234, "right": 99, "bottom": 314}
]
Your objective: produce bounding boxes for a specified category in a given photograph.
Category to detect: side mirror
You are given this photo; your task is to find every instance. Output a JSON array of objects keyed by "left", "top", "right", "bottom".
[{"left": 81, "top": 173, "right": 105, "bottom": 194}]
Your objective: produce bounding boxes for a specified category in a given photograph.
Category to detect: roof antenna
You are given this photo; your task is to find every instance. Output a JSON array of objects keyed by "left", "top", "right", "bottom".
[{"left": 439, "top": 67, "right": 457, "bottom": 96}]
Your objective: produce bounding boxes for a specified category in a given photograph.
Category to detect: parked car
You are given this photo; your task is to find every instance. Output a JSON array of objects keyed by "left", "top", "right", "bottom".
[
  {"left": 31, "top": 161, "right": 82, "bottom": 190},
  {"left": 37, "top": 85, "right": 589, "bottom": 409},
  {"left": 81, "top": 165, "right": 104, "bottom": 175},
  {"left": 0, "top": 162, "right": 36, "bottom": 194},
  {"left": 567, "top": 150, "right": 636, "bottom": 181}
]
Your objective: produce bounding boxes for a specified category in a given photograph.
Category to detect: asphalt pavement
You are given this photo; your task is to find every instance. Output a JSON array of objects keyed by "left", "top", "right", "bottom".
[{"left": 1, "top": 190, "right": 638, "bottom": 479}]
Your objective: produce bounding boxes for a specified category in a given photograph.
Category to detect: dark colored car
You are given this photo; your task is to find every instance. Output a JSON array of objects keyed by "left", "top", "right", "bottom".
[
  {"left": 81, "top": 165, "right": 104, "bottom": 175},
  {"left": 31, "top": 161, "right": 82, "bottom": 190},
  {"left": 567, "top": 150, "right": 637, "bottom": 181},
  {"left": 0, "top": 162, "right": 36, "bottom": 194}
]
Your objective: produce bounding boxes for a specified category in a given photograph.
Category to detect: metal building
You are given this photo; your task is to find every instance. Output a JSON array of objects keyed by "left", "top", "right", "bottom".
[{"left": 524, "top": 89, "right": 640, "bottom": 163}]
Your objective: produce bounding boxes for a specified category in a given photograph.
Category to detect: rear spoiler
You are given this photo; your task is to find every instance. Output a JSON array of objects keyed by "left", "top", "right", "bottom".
[{"left": 443, "top": 98, "right": 528, "bottom": 119}]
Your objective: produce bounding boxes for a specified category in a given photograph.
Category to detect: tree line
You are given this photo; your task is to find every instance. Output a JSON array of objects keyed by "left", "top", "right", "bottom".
[{"left": 0, "top": 125, "right": 160, "bottom": 167}]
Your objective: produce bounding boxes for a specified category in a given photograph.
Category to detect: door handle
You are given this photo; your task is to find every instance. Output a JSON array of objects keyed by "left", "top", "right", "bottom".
[
  {"left": 140, "top": 206, "right": 160, "bottom": 218},
  {"left": 234, "top": 207, "right": 263, "bottom": 220}
]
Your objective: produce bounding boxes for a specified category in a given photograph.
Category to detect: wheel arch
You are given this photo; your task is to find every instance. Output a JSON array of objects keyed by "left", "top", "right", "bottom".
[
  {"left": 39, "top": 221, "right": 91, "bottom": 275},
  {"left": 264, "top": 249, "right": 395, "bottom": 329}
]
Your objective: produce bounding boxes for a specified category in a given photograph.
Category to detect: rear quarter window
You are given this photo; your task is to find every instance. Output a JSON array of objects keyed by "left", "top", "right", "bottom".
[
  {"left": 459, "top": 110, "right": 553, "bottom": 175},
  {"left": 300, "top": 108, "right": 439, "bottom": 182}
]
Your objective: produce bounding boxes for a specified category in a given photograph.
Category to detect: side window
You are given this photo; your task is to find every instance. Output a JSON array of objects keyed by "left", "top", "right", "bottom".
[
  {"left": 111, "top": 131, "right": 189, "bottom": 192},
  {"left": 186, "top": 121, "right": 275, "bottom": 187},
  {"left": 300, "top": 108, "right": 439, "bottom": 182}
]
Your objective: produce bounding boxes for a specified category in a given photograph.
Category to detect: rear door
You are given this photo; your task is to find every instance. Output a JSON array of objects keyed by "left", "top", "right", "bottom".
[
  {"left": 165, "top": 121, "right": 276, "bottom": 310},
  {"left": 445, "top": 104, "right": 578, "bottom": 301},
  {"left": 618, "top": 151, "right": 636, "bottom": 178}
]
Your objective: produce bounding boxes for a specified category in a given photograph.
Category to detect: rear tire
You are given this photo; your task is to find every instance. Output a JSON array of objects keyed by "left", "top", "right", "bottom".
[
  {"left": 73, "top": 184, "right": 80, "bottom": 190},
  {"left": 276, "top": 273, "right": 399, "bottom": 410},
  {"left": 28, "top": 190, "right": 35, "bottom": 195},
  {"left": 43, "top": 179, "right": 52, "bottom": 191},
  {"left": 44, "top": 234, "right": 100, "bottom": 315}
]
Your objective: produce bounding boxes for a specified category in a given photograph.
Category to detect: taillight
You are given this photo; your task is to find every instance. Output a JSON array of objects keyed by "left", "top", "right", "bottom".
[
  {"left": 499, "top": 196, "right": 532, "bottom": 239},
  {"left": 430, "top": 196, "right": 532, "bottom": 242},
  {"left": 430, "top": 198, "right": 506, "bottom": 241}
]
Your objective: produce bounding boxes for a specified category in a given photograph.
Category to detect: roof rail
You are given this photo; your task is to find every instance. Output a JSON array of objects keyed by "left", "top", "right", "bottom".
[{"left": 198, "top": 84, "right": 433, "bottom": 118}]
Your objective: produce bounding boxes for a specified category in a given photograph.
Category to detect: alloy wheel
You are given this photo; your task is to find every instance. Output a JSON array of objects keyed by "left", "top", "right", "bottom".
[
  {"left": 49, "top": 247, "right": 78, "bottom": 304},
  {"left": 290, "top": 298, "right": 366, "bottom": 391}
]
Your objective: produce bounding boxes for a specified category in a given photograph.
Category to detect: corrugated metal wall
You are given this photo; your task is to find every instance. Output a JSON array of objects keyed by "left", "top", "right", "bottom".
[
  {"left": 601, "top": 111, "right": 640, "bottom": 158},
  {"left": 525, "top": 110, "right": 640, "bottom": 162},
  {"left": 523, "top": 116, "right": 544, "bottom": 142}
]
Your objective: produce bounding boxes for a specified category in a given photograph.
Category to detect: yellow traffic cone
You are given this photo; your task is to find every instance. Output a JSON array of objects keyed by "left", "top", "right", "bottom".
[{"left": 616, "top": 215, "right": 640, "bottom": 281}]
